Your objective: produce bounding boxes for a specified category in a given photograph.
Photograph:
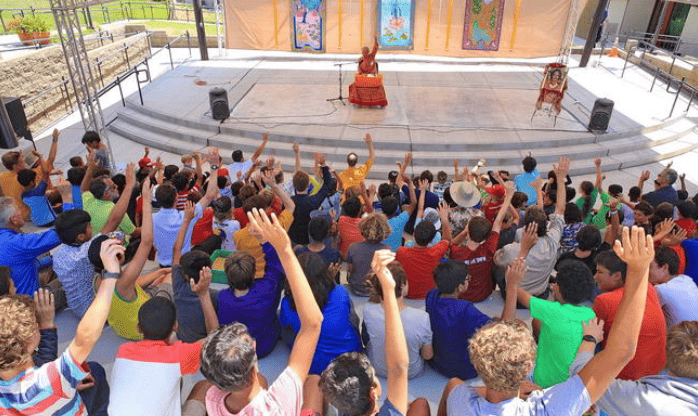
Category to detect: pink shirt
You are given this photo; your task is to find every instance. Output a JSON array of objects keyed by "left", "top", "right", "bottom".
[{"left": 206, "top": 367, "right": 302, "bottom": 416}]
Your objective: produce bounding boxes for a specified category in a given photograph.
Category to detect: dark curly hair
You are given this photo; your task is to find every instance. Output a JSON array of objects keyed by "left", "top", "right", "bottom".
[
  {"left": 555, "top": 260, "right": 594, "bottom": 304},
  {"left": 320, "top": 352, "right": 376, "bottom": 416}
]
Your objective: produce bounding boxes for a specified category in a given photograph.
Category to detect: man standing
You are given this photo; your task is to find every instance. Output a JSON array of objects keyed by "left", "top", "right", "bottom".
[{"left": 339, "top": 134, "right": 375, "bottom": 191}]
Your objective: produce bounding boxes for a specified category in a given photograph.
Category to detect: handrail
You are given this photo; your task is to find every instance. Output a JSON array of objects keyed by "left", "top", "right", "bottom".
[{"left": 0, "top": 29, "right": 140, "bottom": 52}]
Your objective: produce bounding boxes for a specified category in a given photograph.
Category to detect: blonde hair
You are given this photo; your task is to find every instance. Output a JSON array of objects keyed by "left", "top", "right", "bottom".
[
  {"left": 666, "top": 321, "right": 698, "bottom": 379},
  {"left": 469, "top": 320, "right": 537, "bottom": 393},
  {"left": 358, "top": 213, "right": 391, "bottom": 243},
  {"left": 0, "top": 295, "right": 38, "bottom": 371},
  {"left": 181, "top": 154, "right": 193, "bottom": 164}
]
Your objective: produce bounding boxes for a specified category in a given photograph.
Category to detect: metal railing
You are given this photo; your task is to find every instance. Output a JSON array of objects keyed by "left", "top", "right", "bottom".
[
  {"left": 20, "top": 30, "right": 192, "bottom": 128},
  {"left": 0, "top": 2, "right": 217, "bottom": 35}
]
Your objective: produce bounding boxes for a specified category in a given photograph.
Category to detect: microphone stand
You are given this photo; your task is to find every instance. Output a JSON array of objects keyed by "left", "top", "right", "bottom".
[{"left": 327, "top": 61, "right": 355, "bottom": 105}]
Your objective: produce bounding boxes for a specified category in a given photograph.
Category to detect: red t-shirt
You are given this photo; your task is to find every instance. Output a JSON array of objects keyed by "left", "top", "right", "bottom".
[
  {"left": 233, "top": 207, "right": 249, "bottom": 228},
  {"left": 396, "top": 240, "right": 450, "bottom": 299},
  {"left": 482, "top": 201, "right": 503, "bottom": 224},
  {"left": 450, "top": 231, "right": 499, "bottom": 302},
  {"left": 338, "top": 216, "right": 363, "bottom": 258},
  {"left": 191, "top": 208, "right": 214, "bottom": 247},
  {"left": 676, "top": 218, "right": 697, "bottom": 235},
  {"left": 593, "top": 284, "right": 666, "bottom": 380}
]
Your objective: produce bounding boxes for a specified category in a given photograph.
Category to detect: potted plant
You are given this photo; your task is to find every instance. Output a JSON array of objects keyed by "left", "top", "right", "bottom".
[{"left": 7, "top": 16, "right": 51, "bottom": 46}]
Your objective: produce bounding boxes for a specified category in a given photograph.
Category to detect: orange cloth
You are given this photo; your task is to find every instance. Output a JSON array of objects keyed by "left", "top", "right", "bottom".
[
  {"left": 593, "top": 284, "right": 666, "bottom": 380},
  {"left": 234, "top": 209, "right": 293, "bottom": 278},
  {"left": 339, "top": 159, "right": 374, "bottom": 191},
  {"left": 0, "top": 168, "right": 42, "bottom": 220}
]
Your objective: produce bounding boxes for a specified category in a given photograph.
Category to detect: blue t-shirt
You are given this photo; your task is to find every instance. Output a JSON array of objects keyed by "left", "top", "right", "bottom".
[
  {"left": 172, "top": 265, "right": 218, "bottom": 343},
  {"left": 383, "top": 211, "right": 409, "bottom": 252},
  {"left": 22, "top": 181, "right": 56, "bottom": 227},
  {"left": 71, "top": 185, "right": 83, "bottom": 210},
  {"left": 0, "top": 228, "right": 61, "bottom": 295},
  {"left": 425, "top": 288, "right": 491, "bottom": 380},
  {"left": 514, "top": 169, "right": 540, "bottom": 206},
  {"left": 643, "top": 186, "right": 678, "bottom": 207},
  {"left": 280, "top": 285, "right": 363, "bottom": 375},
  {"left": 217, "top": 243, "right": 284, "bottom": 358}
]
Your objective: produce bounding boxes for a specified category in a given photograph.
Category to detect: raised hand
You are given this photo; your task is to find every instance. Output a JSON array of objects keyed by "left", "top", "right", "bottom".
[
  {"left": 553, "top": 156, "right": 570, "bottom": 178},
  {"left": 371, "top": 249, "right": 396, "bottom": 291},
  {"left": 100, "top": 239, "right": 126, "bottom": 274},
  {"left": 247, "top": 208, "right": 291, "bottom": 253},
  {"left": 142, "top": 178, "right": 153, "bottom": 205},
  {"left": 504, "top": 180, "right": 516, "bottom": 196},
  {"left": 207, "top": 147, "right": 220, "bottom": 166},
  {"left": 34, "top": 288, "right": 55, "bottom": 329},
  {"left": 364, "top": 133, "right": 373, "bottom": 144},
  {"left": 52, "top": 128, "right": 60, "bottom": 141},
  {"left": 529, "top": 177, "right": 544, "bottom": 190},
  {"left": 262, "top": 133, "right": 270, "bottom": 143},
  {"left": 594, "top": 157, "right": 602, "bottom": 168},
  {"left": 262, "top": 169, "right": 276, "bottom": 186},
  {"left": 183, "top": 201, "right": 196, "bottom": 221},
  {"left": 639, "top": 170, "right": 651, "bottom": 182},
  {"left": 520, "top": 222, "right": 539, "bottom": 253},
  {"left": 662, "top": 227, "right": 687, "bottom": 247},
  {"left": 419, "top": 178, "right": 429, "bottom": 191},
  {"left": 190, "top": 266, "right": 212, "bottom": 295},
  {"left": 505, "top": 256, "right": 527, "bottom": 288},
  {"left": 292, "top": 142, "right": 300, "bottom": 153},
  {"left": 438, "top": 201, "right": 451, "bottom": 220},
  {"left": 583, "top": 317, "right": 605, "bottom": 344},
  {"left": 655, "top": 218, "right": 675, "bottom": 239},
  {"left": 125, "top": 163, "right": 136, "bottom": 187},
  {"left": 612, "top": 226, "right": 654, "bottom": 273},
  {"left": 315, "top": 152, "right": 327, "bottom": 166}
]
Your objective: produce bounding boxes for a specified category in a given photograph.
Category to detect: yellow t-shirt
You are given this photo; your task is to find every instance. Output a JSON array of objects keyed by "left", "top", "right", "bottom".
[
  {"left": 0, "top": 168, "right": 42, "bottom": 220},
  {"left": 339, "top": 159, "right": 374, "bottom": 190},
  {"left": 108, "top": 284, "right": 150, "bottom": 340},
  {"left": 234, "top": 210, "right": 293, "bottom": 279}
]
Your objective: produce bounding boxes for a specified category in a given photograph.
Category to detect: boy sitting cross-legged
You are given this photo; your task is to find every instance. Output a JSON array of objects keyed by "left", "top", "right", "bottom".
[
  {"left": 200, "top": 208, "right": 324, "bottom": 416},
  {"left": 108, "top": 266, "right": 219, "bottom": 416}
]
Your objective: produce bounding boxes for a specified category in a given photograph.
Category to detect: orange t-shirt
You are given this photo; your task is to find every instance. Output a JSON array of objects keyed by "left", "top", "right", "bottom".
[
  {"left": 0, "top": 168, "right": 42, "bottom": 220},
  {"left": 234, "top": 209, "right": 293, "bottom": 279},
  {"left": 593, "top": 284, "right": 667, "bottom": 380}
]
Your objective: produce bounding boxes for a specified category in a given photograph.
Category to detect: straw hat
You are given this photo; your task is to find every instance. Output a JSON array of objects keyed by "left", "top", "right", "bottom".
[{"left": 449, "top": 181, "right": 481, "bottom": 208}]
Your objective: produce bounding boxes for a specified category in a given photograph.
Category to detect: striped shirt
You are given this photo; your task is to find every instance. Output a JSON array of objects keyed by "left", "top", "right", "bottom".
[
  {"left": 176, "top": 185, "right": 200, "bottom": 210},
  {"left": 0, "top": 349, "right": 89, "bottom": 415}
]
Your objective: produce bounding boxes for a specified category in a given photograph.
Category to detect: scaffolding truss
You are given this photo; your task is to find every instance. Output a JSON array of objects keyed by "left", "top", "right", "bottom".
[{"left": 50, "top": 0, "right": 115, "bottom": 167}]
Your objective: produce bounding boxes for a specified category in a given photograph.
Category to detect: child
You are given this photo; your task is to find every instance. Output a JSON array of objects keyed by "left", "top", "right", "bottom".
[
  {"left": 81, "top": 131, "right": 111, "bottom": 168},
  {"left": 433, "top": 170, "right": 452, "bottom": 202},
  {"left": 69, "top": 156, "right": 84, "bottom": 168},
  {"left": 593, "top": 250, "right": 666, "bottom": 380},
  {"left": 318, "top": 250, "right": 430, "bottom": 416},
  {"left": 450, "top": 181, "right": 514, "bottom": 302},
  {"left": 211, "top": 196, "right": 240, "bottom": 252},
  {"left": 608, "top": 184, "right": 634, "bottom": 226},
  {"left": 516, "top": 259, "right": 596, "bottom": 388},
  {"left": 676, "top": 200, "right": 697, "bottom": 237},
  {"left": 218, "top": 175, "right": 233, "bottom": 200},
  {"left": 362, "top": 260, "right": 433, "bottom": 378},
  {"left": 295, "top": 216, "right": 341, "bottom": 267},
  {"left": 200, "top": 207, "right": 323, "bottom": 416},
  {"left": 560, "top": 203, "right": 585, "bottom": 254},
  {"left": 338, "top": 196, "right": 364, "bottom": 258},
  {"left": 280, "top": 252, "right": 363, "bottom": 374},
  {"left": 425, "top": 258, "right": 520, "bottom": 380},
  {"left": 0, "top": 239, "right": 121, "bottom": 414},
  {"left": 17, "top": 167, "right": 55, "bottom": 227},
  {"left": 109, "top": 282, "right": 218, "bottom": 416},
  {"left": 217, "top": 213, "right": 286, "bottom": 358},
  {"left": 347, "top": 213, "right": 390, "bottom": 296}
]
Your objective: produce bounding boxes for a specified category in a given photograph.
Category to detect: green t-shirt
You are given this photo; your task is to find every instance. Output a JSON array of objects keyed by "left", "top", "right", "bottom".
[
  {"left": 591, "top": 191, "right": 613, "bottom": 230},
  {"left": 82, "top": 191, "right": 136, "bottom": 235},
  {"left": 530, "top": 297, "right": 596, "bottom": 388},
  {"left": 575, "top": 188, "right": 598, "bottom": 224}
]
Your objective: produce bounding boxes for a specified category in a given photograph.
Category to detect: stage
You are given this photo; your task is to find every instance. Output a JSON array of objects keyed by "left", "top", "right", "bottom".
[{"left": 109, "top": 53, "right": 698, "bottom": 180}]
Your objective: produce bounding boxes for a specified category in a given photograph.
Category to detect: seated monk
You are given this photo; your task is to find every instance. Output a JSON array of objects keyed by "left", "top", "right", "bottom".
[{"left": 349, "top": 36, "right": 388, "bottom": 107}]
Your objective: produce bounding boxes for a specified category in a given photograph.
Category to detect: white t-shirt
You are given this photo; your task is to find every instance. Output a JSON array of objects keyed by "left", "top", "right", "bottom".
[
  {"left": 363, "top": 302, "right": 432, "bottom": 379},
  {"left": 214, "top": 218, "right": 241, "bottom": 252},
  {"left": 206, "top": 366, "right": 302, "bottom": 416},
  {"left": 447, "top": 375, "right": 591, "bottom": 416},
  {"left": 228, "top": 161, "right": 253, "bottom": 182},
  {"left": 654, "top": 274, "right": 698, "bottom": 328}
]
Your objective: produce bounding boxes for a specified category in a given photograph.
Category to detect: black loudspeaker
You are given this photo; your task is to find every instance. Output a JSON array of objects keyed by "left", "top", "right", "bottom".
[
  {"left": 209, "top": 88, "right": 230, "bottom": 121},
  {"left": 2, "top": 96, "right": 32, "bottom": 142},
  {"left": 588, "top": 98, "right": 614, "bottom": 133}
]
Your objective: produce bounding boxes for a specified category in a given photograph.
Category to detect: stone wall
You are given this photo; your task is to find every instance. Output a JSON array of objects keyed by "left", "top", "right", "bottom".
[{"left": 0, "top": 32, "right": 149, "bottom": 133}]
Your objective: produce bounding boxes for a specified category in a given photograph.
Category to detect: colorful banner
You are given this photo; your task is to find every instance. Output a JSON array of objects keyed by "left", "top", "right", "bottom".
[
  {"left": 377, "top": 0, "right": 416, "bottom": 50},
  {"left": 462, "top": 0, "right": 506, "bottom": 51},
  {"left": 291, "top": 0, "right": 326, "bottom": 52}
]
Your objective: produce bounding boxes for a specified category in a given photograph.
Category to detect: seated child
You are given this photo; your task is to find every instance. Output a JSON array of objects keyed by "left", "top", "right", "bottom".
[
  {"left": 109, "top": 285, "right": 218, "bottom": 416},
  {"left": 17, "top": 168, "right": 55, "bottom": 227},
  {"left": 217, "top": 223, "right": 285, "bottom": 358},
  {"left": 280, "top": 251, "right": 363, "bottom": 375},
  {"left": 433, "top": 170, "right": 452, "bottom": 202},
  {"left": 200, "top": 208, "right": 323, "bottom": 416},
  {"left": 294, "top": 216, "right": 341, "bottom": 268},
  {"left": 560, "top": 203, "right": 585, "bottom": 254},
  {"left": 211, "top": 196, "right": 240, "bottom": 252},
  {"left": 362, "top": 260, "right": 433, "bottom": 379},
  {"left": 0, "top": 239, "right": 120, "bottom": 415},
  {"left": 516, "top": 259, "right": 596, "bottom": 388},
  {"left": 649, "top": 247, "right": 698, "bottom": 328},
  {"left": 347, "top": 213, "right": 390, "bottom": 296},
  {"left": 318, "top": 250, "right": 430, "bottom": 416},
  {"left": 593, "top": 250, "right": 666, "bottom": 380},
  {"left": 338, "top": 196, "right": 365, "bottom": 258}
]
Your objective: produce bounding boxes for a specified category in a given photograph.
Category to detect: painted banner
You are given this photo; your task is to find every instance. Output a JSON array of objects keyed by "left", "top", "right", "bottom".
[
  {"left": 291, "top": 0, "right": 326, "bottom": 52},
  {"left": 377, "top": 0, "right": 416, "bottom": 50},
  {"left": 462, "top": 0, "right": 505, "bottom": 51}
]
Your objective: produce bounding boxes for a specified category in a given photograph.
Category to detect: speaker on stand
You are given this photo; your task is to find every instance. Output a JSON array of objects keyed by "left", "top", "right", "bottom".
[
  {"left": 1, "top": 97, "right": 34, "bottom": 149},
  {"left": 209, "top": 88, "right": 230, "bottom": 121},
  {"left": 588, "top": 98, "right": 614, "bottom": 133}
]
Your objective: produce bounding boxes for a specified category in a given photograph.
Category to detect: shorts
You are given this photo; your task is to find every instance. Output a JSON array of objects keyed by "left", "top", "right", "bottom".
[{"left": 182, "top": 399, "right": 206, "bottom": 416}]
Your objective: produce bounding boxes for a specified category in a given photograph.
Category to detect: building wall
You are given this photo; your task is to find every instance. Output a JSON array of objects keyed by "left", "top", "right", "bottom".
[
  {"left": 679, "top": 5, "right": 698, "bottom": 56},
  {"left": 0, "top": 33, "right": 149, "bottom": 132}
]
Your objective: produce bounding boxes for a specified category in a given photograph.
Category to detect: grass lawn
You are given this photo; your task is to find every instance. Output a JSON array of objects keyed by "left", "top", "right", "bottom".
[
  {"left": 0, "top": 1, "right": 216, "bottom": 33},
  {"left": 143, "top": 20, "right": 218, "bottom": 36}
]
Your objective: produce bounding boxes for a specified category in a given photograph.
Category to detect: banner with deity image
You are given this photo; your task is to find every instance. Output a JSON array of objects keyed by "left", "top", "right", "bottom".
[
  {"left": 291, "top": 0, "right": 326, "bottom": 52},
  {"left": 377, "top": 0, "right": 416, "bottom": 50},
  {"left": 462, "top": 0, "right": 505, "bottom": 51}
]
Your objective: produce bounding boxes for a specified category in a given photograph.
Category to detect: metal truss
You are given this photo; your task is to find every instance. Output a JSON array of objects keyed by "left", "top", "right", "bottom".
[{"left": 50, "top": 0, "right": 115, "bottom": 167}]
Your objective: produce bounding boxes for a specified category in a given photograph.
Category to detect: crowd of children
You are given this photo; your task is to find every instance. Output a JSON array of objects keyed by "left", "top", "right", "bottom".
[{"left": 1, "top": 129, "right": 698, "bottom": 416}]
